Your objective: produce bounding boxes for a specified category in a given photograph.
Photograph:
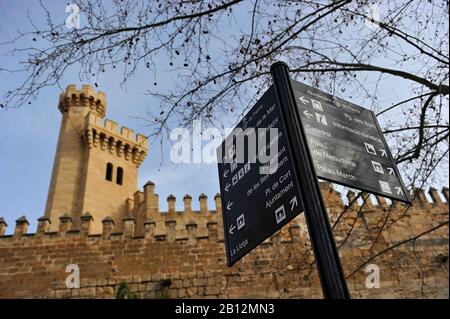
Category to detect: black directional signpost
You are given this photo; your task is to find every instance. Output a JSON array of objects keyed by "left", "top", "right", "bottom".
[
  {"left": 290, "top": 80, "right": 410, "bottom": 203},
  {"left": 216, "top": 85, "right": 303, "bottom": 267},
  {"left": 217, "top": 61, "right": 410, "bottom": 300}
]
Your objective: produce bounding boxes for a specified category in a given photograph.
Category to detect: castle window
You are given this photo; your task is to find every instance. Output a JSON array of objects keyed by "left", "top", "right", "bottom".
[
  {"left": 116, "top": 167, "right": 124, "bottom": 185},
  {"left": 106, "top": 163, "right": 113, "bottom": 181}
]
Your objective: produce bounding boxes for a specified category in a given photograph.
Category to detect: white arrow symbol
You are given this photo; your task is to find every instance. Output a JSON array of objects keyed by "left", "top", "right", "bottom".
[
  {"left": 290, "top": 196, "right": 298, "bottom": 211},
  {"left": 395, "top": 186, "right": 403, "bottom": 195},
  {"left": 388, "top": 167, "right": 395, "bottom": 175},
  {"left": 298, "top": 96, "right": 309, "bottom": 105},
  {"left": 380, "top": 149, "right": 387, "bottom": 157},
  {"left": 226, "top": 201, "right": 233, "bottom": 211},
  {"left": 303, "top": 110, "right": 314, "bottom": 119},
  {"left": 225, "top": 183, "right": 231, "bottom": 192},
  {"left": 223, "top": 168, "right": 229, "bottom": 178},
  {"left": 229, "top": 224, "right": 236, "bottom": 235}
]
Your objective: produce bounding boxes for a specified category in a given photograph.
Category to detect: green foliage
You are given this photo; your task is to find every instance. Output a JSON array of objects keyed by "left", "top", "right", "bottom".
[{"left": 116, "top": 282, "right": 139, "bottom": 299}]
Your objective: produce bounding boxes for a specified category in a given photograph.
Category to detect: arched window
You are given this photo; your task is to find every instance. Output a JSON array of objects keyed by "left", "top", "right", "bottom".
[
  {"left": 116, "top": 167, "right": 124, "bottom": 185},
  {"left": 106, "top": 163, "right": 113, "bottom": 181}
]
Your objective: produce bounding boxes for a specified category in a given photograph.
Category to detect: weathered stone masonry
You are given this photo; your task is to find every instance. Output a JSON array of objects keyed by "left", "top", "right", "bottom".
[{"left": 0, "top": 184, "right": 448, "bottom": 298}]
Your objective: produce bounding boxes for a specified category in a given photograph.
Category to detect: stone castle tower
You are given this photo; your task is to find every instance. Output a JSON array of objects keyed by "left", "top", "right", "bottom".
[{"left": 44, "top": 84, "right": 148, "bottom": 233}]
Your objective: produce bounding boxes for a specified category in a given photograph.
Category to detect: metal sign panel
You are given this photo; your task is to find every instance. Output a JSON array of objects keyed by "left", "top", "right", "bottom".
[
  {"left": 217, "top": 85, "right": 303, "bottom": 266},
  {"left": 290, "top": 80, "right": 410, "bottom": 203}
]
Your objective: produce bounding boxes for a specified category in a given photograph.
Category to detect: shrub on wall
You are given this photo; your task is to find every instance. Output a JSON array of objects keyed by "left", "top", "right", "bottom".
[{"left": 116, "top": 283, "right": 138, "bottom": 299}]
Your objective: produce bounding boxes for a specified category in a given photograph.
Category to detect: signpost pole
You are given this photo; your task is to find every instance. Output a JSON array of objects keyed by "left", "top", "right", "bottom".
[{"left": 270, "top": 61, "right": 350, "bottom": 299}]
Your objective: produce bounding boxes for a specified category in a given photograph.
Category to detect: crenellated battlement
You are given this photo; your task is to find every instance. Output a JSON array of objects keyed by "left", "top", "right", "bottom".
[
  {"left": 1, "top": 183, "right": 448, "bottom": 242},
  {"left": 0, "top": 215, "right": 225, "bottom": 244},
  {"left": 58, "top": 84, "right": 107, "bottom": 117},
  {"left": 85, "top": 113, "right": 148, "bottom": 167},
  {"left": 0, "top": 211, "right": 306, "bottom": 247}
]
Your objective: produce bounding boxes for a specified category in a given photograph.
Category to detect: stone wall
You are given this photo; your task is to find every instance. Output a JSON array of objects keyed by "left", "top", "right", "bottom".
[{"left": 0, "top": 184, "right": 448, "bottom": 299}]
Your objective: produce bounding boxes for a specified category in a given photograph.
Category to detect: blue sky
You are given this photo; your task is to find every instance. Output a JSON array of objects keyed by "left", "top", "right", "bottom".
[
  {"left": 0, "top": 1, "right": 448, "bottom": 233},
  {"left": 0, "top": 1, "right": 232, "bottom": 232}
]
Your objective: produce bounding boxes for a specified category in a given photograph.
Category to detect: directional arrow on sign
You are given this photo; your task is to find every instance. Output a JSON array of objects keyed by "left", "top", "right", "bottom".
[
  {"left": 290, "top": 196, "right": 298, "bottom": 211},
  {"left": 225, "top": 183, "right": 231, "bottom": 192},
  {"left": 298, "top": 96, "right": 309, "bottom": 105},
  {"left": 223, "top": 168, "right": 229, "bottom": 178},
  {"left": 226, "top": 201, "right": 233, "bottom": 211},
  {"left": 388, "top": 167, "right": 395, "bottom": 175},
  {"left": 380, "top": 149, "right": 387, "bottom": 157},
  {"left": 229, "top": 224, "right": 236, "bottom": 235},
  {"left": 395, "top": 186, "right": 403, "bottom": 195},
  {"left": 303, "top": 110, "right": 314, "bottom": 119}
]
